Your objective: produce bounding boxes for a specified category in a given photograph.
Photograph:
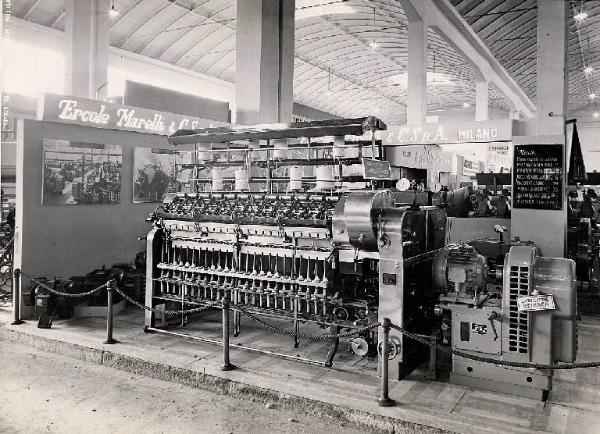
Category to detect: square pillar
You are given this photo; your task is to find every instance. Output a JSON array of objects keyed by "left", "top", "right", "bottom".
[
  {"left": 64, "top": 0, "right": 110, "bottom": 99},
  {"left": 508, "top": 102, "right": 521, "bottom": 120},
  {"left": 406, "top": 19, "right": 427, "bottom": 127},
  {"left": 511, "top": 0, "right": 568, "bottom": 257},
  {"left": 235, "top": 0, "right": 295, "bottom": 125},
  {"left": 388, "top": 2, "right": 426, "bottom": 167},
  {"left": 475, "top": 79, "right": 489, "bottom": 121}
]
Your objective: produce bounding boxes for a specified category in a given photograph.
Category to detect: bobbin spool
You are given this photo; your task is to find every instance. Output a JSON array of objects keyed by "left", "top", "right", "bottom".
[
  {"left": 314, "top": 166, "right": 335, "bottom": 191},
  {"left": 288, "top": 166, "right": 303, "bottom": 191},
  {"left": 234, "top": 169, "right": 250, "bottom": 191},
  {"left": 273, "top": 138, "right": 289, "bottom": 160},
  {"left": 212, "top": 168, "right": 224, "bottom": 191},
  {"left": 196, "top": 143, "right": 212, "bottom": 161}
]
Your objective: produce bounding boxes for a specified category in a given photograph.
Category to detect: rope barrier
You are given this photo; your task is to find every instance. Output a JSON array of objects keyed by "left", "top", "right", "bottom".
[
  {"left": 21, "top": 272, "right": 217, "bottom": 315},
  {"left": 111, "top": 285, "right": 218, "bottom": 315},
  {"left": 14, "top": 270, "right": 600, "bottom": 369},
  {"left": 22, "top": 273, "right": 108, "bottom": 297},
  {"left": 390, "top": 323, "right": 600, "bottom": 370},
  {"left": 235, "top": 305, "right": 380, "bottom": 340}
]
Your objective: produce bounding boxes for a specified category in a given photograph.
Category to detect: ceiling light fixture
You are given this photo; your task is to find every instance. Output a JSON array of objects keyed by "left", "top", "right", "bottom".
[
  {"left": 574, "top": 11, "right": 588, "bottom": 22},
  {"left": 584, "top": 66, "right": 594, "bottom": 75},
  {"left": 295, "top": 0, "right": 356, "bottom": 20},
  {"left": 463, "top": 102, "right": 470, "bottom": 108},
  {"left": 431, "top": 51, "right": 438, "bottom": 83},
  {"left": 388, "top": 71, "right": 455, "bottom": 87},
  {"left": 590, "top": 93, "right": 597, "bottom": 100},
  {"left": 369, "top": 7, "right": 379, "bottom": 50},
  {"left": 109, "top": 1, "right": 119, "bottom": 18},
  {"left": 593, "top": 112, "right": 600, "bottom": 119}
]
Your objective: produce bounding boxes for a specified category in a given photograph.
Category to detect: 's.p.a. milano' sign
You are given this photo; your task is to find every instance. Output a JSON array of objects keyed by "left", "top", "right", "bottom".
[
  {"left": 382, "top": 119, "right": 514, "bottom": 146},
  {"left": 37, "top": 93, "right": 228, "bottom": 135}
]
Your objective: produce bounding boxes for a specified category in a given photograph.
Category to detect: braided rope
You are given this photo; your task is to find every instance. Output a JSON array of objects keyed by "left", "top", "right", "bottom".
[
  {"left": 112, "top": 285, "right": 218, "bottom": 315},
  {"left": 390, "top": 323, "right": 600, "bottom": 370},
  {"left": 16, "top": 270, "right": 600, "bottom": 369},
  {"left": 235, "top": 305, "right": 379, "bottom": 340},
  {"left": 22, "top": 273, "right": 108, "bottom": 298}
]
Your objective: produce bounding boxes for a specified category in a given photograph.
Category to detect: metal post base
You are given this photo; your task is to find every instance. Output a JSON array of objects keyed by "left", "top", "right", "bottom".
[
  {"left": 221, "top": 363, "right": 237, "bottom": 371},
  {"left": 11, "top": 320, "right": 24, "bottom": 325},
  {"left": 104, "top": 338, "right": 118, "bottom": 344},
  {"left": 377, "top": 397, "right": 396, "bottom": 407}
]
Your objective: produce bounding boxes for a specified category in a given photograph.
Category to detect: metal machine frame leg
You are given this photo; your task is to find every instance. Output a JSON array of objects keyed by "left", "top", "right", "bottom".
[
  {"left": 325, "top": 324, "right": 340, "bottom": 368},
  {"left": 233, "top": 290, "right": 241, "bottom": 337},
  {"left": 293, "top": 297, "right": 299, "bottom": 348},
  {"left": 427, "top": 333, "right": 438, "bottom": 380},
  {"left": 378, "top": 318, "right": 395, "bottom": 407}
]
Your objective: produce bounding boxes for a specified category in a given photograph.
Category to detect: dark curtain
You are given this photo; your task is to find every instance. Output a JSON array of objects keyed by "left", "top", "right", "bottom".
[{"left": 568, "top": 122, "right": 587, "bottom": 185}]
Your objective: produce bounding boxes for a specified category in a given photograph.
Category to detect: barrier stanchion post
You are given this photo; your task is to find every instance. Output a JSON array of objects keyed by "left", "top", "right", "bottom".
[
  {"left": 104, "top": 279, "right": 117, "bottom": 344},
  {"left": 221, "top": 297, "right": 236, "bottom": 371},
  {"left": 378, "top": 318, "right": 395, "bottom": 407},
  {"left": 11, "top": 268, "right": 23, "bottom": 325}
]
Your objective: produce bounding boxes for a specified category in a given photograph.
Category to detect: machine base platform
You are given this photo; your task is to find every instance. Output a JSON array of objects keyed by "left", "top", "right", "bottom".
[{"left": 450, "top": 373, "right": 548, "bottom": 401}]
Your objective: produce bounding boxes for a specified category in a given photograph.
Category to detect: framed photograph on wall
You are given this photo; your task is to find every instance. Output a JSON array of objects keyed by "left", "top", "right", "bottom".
[
  {"left": 133, "top": 147, "right": 193, "bottom": 203},
  {"left": 42, "top": 139, "right": 122, "bottom": 205}
]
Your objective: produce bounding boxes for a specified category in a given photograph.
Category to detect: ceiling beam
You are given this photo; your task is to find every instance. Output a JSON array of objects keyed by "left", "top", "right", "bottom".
[
  {"left": 297, "top": 4, "right": 411, "bottom": 112},
  {"left": 50, "top": 10, "right": 65, "bottom": 28},
  {"left": 162, "top": 1, "right": 404, "bottom": 111},
  {"left": 165, "top": 2, "right": 235, "bottom": 64},
  {"left": 138, "top": 2, "right": 190, "bottom": 55},
  {"left": 402, "top": 0, "right": 536, "bottom": 118},
  {"left": 23, "top": 0, "right": 41, "bottom": 20}
]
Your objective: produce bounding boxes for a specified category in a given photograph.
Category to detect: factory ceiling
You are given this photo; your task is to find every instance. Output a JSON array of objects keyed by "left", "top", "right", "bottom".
[{"left": 9, "top": 0, "right": 600, "bottom": 122}]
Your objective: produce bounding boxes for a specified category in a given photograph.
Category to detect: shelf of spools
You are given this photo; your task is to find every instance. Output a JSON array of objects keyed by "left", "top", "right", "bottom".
[{"left": 174, "top": 138, "right": 385, "bottom": 193}]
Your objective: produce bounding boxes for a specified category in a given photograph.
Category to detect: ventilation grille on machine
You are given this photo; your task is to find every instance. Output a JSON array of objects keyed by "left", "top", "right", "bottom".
[{"left": 508, "top": 265, "right": 529, "bottom": 354}]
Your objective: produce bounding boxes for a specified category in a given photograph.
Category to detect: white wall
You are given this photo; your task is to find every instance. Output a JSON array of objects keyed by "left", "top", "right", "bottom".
[
  {"left": 432, "top": 106, "right": 509, "bottom": 123},
  {"left": 3, "top": 17, "right": 234, "bottom": 105},
  {"left": 15, "top": 119, "right": 180, "bottom": 280}
]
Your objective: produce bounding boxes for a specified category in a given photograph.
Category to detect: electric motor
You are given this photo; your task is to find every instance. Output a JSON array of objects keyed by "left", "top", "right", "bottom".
[{"left": 432, "top": 244, "right": 488, "bottom": 297}]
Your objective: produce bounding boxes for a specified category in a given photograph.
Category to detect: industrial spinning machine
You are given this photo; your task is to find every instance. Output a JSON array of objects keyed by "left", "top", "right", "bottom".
[
  {"left": 144, "top": 117, "right": 446, "bottom": 376},
  {"left": 143, "top": 117, "right": 579, "bottom": 398}
]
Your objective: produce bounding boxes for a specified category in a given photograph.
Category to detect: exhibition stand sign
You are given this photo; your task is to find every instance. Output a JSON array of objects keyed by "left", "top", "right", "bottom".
[
  {"left": 362, "top": 158, "right": 392, "bottom": 180},
  {"left": 382, "top": 119, "right": 514, "bottom": 146},
  {"left": 391, "top": 145, "right": 453, "bottom": 172},
  {"left": 37, "top": 93, "right": 228, "bottom": 136}
]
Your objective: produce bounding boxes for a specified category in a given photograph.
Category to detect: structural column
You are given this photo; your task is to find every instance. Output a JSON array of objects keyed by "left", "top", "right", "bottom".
[
  {"left": 405, "top": 13, "right": 427, "bottom": 126},
  {"left": 388, "top": 1, "right": 427, "bottom": 167},
  {"left": 507, "top": 102, "right": 521, "bottom": 120},
  {"left": 475, "top": 76, "right": 489, "bottom": 121},
  {"left": 64, "top": 0, "right": 110, "bottom": 99},
  {"left": 511, "top": 0, "right": 568, "bottom": 257},
  {"left": 235, "top": 0, "right": 295, "bottom": 125}
]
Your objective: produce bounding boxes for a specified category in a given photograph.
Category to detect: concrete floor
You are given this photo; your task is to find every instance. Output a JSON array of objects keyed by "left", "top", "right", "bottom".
[
  {"left": 1, "top": 303, "right": 600, "bottom": 434},
  {"left": 0, "top": 341, "right": 376, "bottom": 434}
]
